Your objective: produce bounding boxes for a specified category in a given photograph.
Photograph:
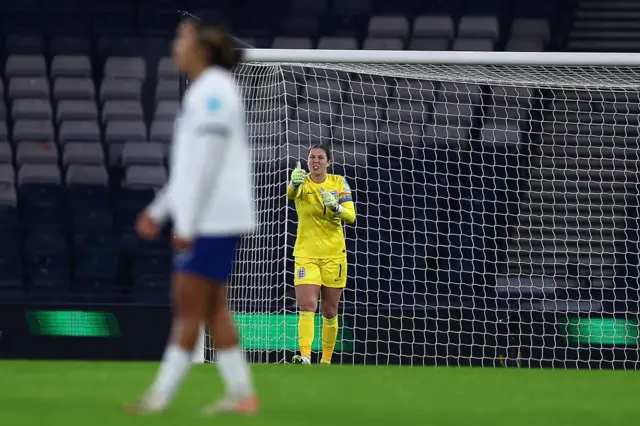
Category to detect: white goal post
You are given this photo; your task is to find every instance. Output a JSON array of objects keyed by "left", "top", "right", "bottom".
[{"left": 200, "top": 50, "right": 640, "bottom": 369}]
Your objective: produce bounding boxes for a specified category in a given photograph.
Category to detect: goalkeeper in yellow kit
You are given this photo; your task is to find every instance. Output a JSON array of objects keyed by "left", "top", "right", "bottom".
[{"left": 287, "top": 143, "right": 356, "bottom": 365}]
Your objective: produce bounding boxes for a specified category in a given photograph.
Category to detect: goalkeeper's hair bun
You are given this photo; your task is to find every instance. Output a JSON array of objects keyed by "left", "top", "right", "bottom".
[
  {"left": 193, "top": 12, "right": 244, "bottom": 70},
  {"left": 310, "top": 143, "right": 332, "bottom": 162}
]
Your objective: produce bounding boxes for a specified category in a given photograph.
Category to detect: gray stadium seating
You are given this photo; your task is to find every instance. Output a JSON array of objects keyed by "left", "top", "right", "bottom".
[
  {"left": 5, "top": 55, "right": 47, "bottom": 77},
  {"left": 413, "top": 16, "right": 455, "bottom": 39},
  {"left": 16, "top": 141, "right": 59, "bottom": 165},
  {"left": 104, "top": 57, "right": 146, "bottom": 81},
  {"left": 53, "top": 78, "right": 95, "bottom": 100},
  {"left": 57, "top": 100, "right": 99, "bottom": 123},
  {"left": 58, "top": 120, "right": 101, "bottom": 144},
  {"left": 317, "top": 37, "right": 359, "bottom": 50},
  {"left": 63, "top": 143, "right": 105, "bottom": 166},
  {"left": 9, "top": 77, "right": 50, "bottom": 100},
  {"left": 12, "top": 99, "right": 53, "bottom": 121},
  {"left": 100, "top": 78, "right": 142, "bottom": 102},
  {"left": 50, "top": 56, "right": 92, "bottom": 78},
  {"left": 102, "top": 100, "right": 144, "bottom": 123},
  {"left": 368, "top": 16, "right": 410, "bottom": 40}
]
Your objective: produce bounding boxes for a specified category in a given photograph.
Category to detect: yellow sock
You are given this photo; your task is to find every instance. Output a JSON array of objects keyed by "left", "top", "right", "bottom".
[
  {"left": 321, "top": 316, "right": 338, "bottom": 364},
  {"left": 298, "top": 311, "right": 315, "bottom": 359}
]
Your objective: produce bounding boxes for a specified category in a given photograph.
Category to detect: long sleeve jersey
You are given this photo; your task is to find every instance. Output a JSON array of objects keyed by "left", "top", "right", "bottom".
[{"left": 146, "top": 66, "right": 255, "bottom": 239}]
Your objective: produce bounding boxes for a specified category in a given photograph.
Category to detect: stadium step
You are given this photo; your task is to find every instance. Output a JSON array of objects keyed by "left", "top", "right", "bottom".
[
  {"left": 508, "top": 245, "right": 616, "bottom": 260},
  {"left": 526, "top": 191, "right": 632, "bottom": 204},
  {"left": 548, "top": 111, "right": 640, "bottom": 125},
  {"left": 580, "top": 1, "right": 640, "bottom": 10},
  {"left": 574, "top": 21, "right": 640, "bottom": 30},
  {"left": 512, "top": 226, "right": 621, "bottom": 242},
  {"left": 568, "top": 39, "right": 640, "bottom": 51},
  {"left": 541, "top": 134, "right": 640, "bottom": 150},
  {"left": 528, "top": 179, "right": 635, "bottom": 193},
  {"left": 549, "top": 91, "right": 640, "bottom": 103},
  {"left": 517, "top": 202, "right": 628, "bottom": 216},
  {"left": 518, "top": 214, "right": 623, "bottom": 228},
  {"left": 510, "top": 263, "right": 613, "bottom": 279},
  {"left": 576, "top": 11, "right": 640, "bottom": 20},
  {"left": 529, "top": 167, "right": 638, "bottom": 182},
  {"left": 539, "top": 157, "right": 638, "bottom": 171},
  {"left": 543, "top": 122, "right": 640, "bottom": 137},
  {"left": 570, "top": 31, "right": 640, "bottom": 40}
]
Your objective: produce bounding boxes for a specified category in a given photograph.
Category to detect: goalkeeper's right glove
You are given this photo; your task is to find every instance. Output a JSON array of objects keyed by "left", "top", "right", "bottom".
[{"left": 290, "top": 161, "right": 307, "bottom": 189}]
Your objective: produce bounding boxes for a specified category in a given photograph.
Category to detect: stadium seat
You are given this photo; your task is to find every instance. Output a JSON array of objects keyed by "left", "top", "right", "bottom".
[
  {"left": 100, "top": 79, "right": 142, "bottom": 102},
  {"left": 50, "top": 56, "right": 92, "bottom": 78},
  {"left": 157, "top": 57, "right": 179, "bottom": 82},
  {"left": 452, "top": 38, "right": 495, "bottom": 51},
  {"left": 16, "top": 142, "right": 59, "bottom": 166},
  {"left": 155, "top": 80, "right": 180, "bottom": 101},
  {"left": 121, "top": 142, "right": 164, "bottom": 166},
  {"left": 505, "top": 37, "right": 544, "bottom": 52},
  {"left": 408, "top": 38, "right": 451, "bottom": 51},
  {"left": 58, "top": 120, "right": 101, "bottom": 144},
  {"left": 53, "top": 77, "right": 95, "bottom": 100},
  {"left": 13, "top": 120, "right": 55, "bottom": 143},
  {"left": 367, "top": 16, "right": 410, "bottom": 40},
  {"left": 154, "top": 101, "right": 180, "bottom": 121},
  {"left": 272, "top": 37, "right": 313, "bottom": 49},
  {"left": 457, "top": 16, "right": 500, "bottom": 40},
  {"left": 5, "top": 55, "right": 47, "bottom": 78},
  {"left": 63, "top": 143, "right": 105, "bottom": 166},
  {"left": 0, "top": 142, "right": 13, "bottom": 163},
  {"left": 102, "top": 101, "right": 144, "bottom": 123},
  {"left": 317, "top": 37, "right": 359, "bottom": 50},
  {"left": 56, "top": 100, "right": 99, "bottom": 123},
  {"left": 362, "top": 37, "right": 404, "bottom": 50},
  {"left": 12, "top": 99, "right": 53, "bottom": 121},
  {"left": 8, "top": 77, "right": 50, "bottom": 100},
  {"left": 510, "top": 18, "right": 551, "bottom": 43},
  {"left": 104, "top": 57, "right": 147, "bottom": 80},
  {"left": 413, "top": 15, "right": 455, "bottom": 39}
]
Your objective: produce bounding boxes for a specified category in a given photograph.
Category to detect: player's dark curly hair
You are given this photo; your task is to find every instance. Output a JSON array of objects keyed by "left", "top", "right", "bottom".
[
  {"left": 190, "top": 12, "right": 244, "bottom": 70},
  {"left": 310, "top": 143, "right": 332, "bottom": 162}
]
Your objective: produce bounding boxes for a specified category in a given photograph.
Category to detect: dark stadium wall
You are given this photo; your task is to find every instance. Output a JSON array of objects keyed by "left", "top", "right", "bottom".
[{"left": 0, "top": 302, "right": 638, "bottom": 369}]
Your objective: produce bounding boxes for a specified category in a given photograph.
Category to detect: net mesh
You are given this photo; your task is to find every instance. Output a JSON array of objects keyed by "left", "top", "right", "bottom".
[{"left": 203, "top": 60, "right": 640, "bottom": 368}]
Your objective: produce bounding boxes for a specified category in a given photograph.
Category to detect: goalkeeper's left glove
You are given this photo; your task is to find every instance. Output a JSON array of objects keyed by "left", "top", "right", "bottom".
[{"left": 320, "top": 189, "right": 343, "bottom": 215}]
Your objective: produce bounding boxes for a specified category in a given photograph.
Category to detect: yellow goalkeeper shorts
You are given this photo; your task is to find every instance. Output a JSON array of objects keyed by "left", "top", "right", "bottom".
[{"left": 294, "top": 257, "right": 347, "bottom": 288}]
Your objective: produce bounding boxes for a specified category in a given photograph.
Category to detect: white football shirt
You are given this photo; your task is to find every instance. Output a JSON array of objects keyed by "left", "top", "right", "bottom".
[{"left": 146, "top": 66, "right": 255, "bottom": 239}]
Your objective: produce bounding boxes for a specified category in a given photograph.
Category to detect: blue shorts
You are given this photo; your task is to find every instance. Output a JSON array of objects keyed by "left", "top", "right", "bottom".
[{"left": 173, "top": 236, "right": 242, "bottom": 283}]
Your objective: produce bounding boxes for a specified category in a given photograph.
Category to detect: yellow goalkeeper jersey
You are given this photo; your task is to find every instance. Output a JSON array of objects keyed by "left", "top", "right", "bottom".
[{"left": 286, "top": 173, "right": 356, "bottom": 259}]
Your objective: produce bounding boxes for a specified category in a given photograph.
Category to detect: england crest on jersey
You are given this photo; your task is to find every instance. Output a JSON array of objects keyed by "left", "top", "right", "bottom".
[{"left": 297, "top": 267, "right": 306, "bottom": 279}]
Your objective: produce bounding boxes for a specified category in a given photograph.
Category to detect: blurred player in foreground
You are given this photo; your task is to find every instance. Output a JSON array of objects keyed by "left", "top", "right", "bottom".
[
  {"left": 128, "top": 13, "right": 258, "bottom": 415},
  {"left": 287, "top": 144, "right": 356, "bottom": 365}
]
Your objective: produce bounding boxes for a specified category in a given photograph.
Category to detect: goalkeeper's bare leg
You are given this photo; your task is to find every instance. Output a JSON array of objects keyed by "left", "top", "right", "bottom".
[{"left": 293, "top": 284, "right": 321, "bottom": 364}]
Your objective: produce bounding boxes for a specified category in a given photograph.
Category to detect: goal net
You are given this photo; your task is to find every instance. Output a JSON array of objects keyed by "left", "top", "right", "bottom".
[{"left": 204, "top": 50, "right": 640, "bottom": 369}]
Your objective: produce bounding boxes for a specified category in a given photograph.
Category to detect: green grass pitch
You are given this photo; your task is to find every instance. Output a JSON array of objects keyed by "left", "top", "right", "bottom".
[{"left": 1, "top": 360, "right": 637, "bottom": 426}]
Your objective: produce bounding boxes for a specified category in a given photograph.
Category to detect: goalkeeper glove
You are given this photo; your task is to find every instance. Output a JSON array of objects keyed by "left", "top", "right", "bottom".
[
  {"left": 320, "top": 189, "right": 343, "bottom": 214},
  {"left": 290, "top": 161, "right": 307, "bottom": 189}
]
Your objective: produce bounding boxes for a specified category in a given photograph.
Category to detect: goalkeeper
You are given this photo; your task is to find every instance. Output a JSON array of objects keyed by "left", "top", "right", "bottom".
[{"left": 286, "top": 144, "right": 356, "bottom": 365}]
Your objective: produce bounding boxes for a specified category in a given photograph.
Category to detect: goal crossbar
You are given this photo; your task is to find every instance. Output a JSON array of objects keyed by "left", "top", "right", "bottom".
[{"left": 245, "top": 49, "right": 640, "bottom": 66}]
